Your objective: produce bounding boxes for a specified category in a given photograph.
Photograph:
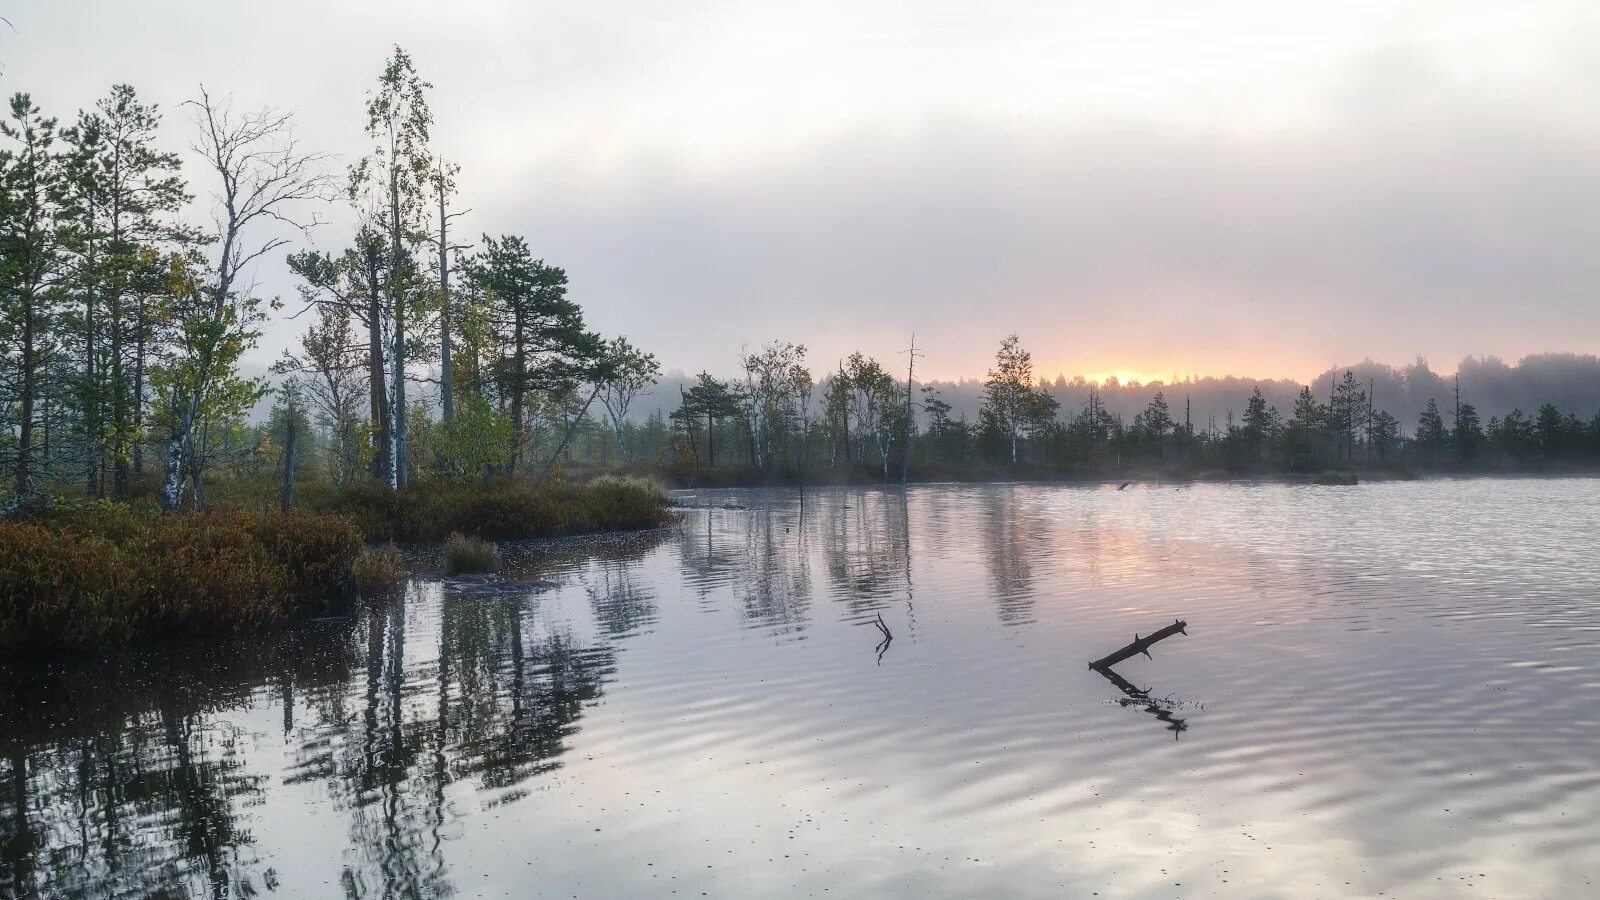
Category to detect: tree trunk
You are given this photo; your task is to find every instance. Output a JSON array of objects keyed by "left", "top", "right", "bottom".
[
  {"left": 111, "top": 299, "right": 128, "bottom": 494},
  {"left": 437, "top": 182, "right": 453, "bottom": 424},
  {"left": 364, "top": 242, "right": 390, "bottom": 484},
  {"left": 109, "top": 186, "right": 129, "bottom": 495},
  {"left": 133, "top": 298, "right": 146, "bottom": 478},
  {"left": 389, "top": 171, "right": 408, "bottom": 490},
  {"left": 161, "top": 403, "right": 191, "bottom": 510},
  {"left": 281, "top": 407, "right": 298, "bottom": 512},
  {"left": 15, "top": 302, "right": 36, "bottom": 502},
  {"left": 543, "top": 385, "right": 601, "bottom": 475},
  {"left": 506, "top": 324, "right": 526, "bottom": 475},
  {"left": 390, "top": 309, "right": 405, "bottom": 489},
  {"left": 901, "top": 339, "right": 915, "bottom": 485},
  {"left": 84, "top": 275, "right": 100, "bottom": 498}
]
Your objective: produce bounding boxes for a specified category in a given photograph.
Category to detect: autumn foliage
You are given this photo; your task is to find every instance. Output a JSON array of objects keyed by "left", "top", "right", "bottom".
[{"left": 0, "top": 505, "right": 362, "bottom": 652}]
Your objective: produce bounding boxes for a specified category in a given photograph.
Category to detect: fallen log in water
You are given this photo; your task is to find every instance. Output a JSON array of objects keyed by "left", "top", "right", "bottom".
[{"left": 1088, "top": 619, "right": 1188, "bottom": 670}]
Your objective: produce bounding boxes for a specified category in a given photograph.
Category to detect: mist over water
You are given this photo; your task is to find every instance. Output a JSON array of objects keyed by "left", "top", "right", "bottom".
[{"left": 4, "top": 479, "right": 1600, "bottom": 898}]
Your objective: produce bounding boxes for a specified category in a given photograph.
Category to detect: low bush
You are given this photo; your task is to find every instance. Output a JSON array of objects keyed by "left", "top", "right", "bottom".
[
  {"left": 1313, "top": 471, "right": 1360, "bottom": 485},
  {"left": 313, "top": 477, "right": 673, "bottom": 541},
  {"left": 0, "top": 506, "right": 363, "bottom": 653},
  {"left": 444, "top": 532, "right": 499, "bottom": 574},
  {"left": 352, "top": 543, "right": 407, "bottom": 593}
]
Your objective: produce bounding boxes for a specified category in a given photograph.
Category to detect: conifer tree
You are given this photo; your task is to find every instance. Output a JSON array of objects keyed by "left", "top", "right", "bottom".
[
  {"left": 351, "top": 46, "right": 434, "bottom": 489},
  {"left": 0, "top": 93, "right": 64, "bottom": 502},
  {"left": 1416, "top": 398, "right": 1447, "bottom": 462}
]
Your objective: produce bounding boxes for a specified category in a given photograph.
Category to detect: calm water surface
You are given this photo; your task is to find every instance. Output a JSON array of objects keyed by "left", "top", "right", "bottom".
[{"left": 4, "top": 479, "right": 1600, "bottom": 898}]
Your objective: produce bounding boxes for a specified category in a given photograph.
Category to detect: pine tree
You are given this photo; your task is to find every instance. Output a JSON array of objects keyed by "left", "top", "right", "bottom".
[
  {"left": 93, "top": 85, "right": 192, "bottom": 492},
  {"left": 1454, "top": 402, "right": 1483, "bottom": 463},
  {"left": 1241, "top": 386, "right": 1279, "bottom": 462},
  {"left": 0, "top": 93, "right": 65, "bottom": 502},
  {"left": 351, "top": 46, "right": 435, "bottom": 489},
  {"left": 1534, "top": 403, "right": 1567, "bottom": 459},
  {"left": 1369, "top": 409, "right": 1401, "bottom": 461},
  {"left": 1142, "top": 391, "right": 1174, "bottom": 459},
  {"left": 1416, "top": 398, "right": 1447, "bottom": 462},
  {"left": 462, "top": 234, "right": 600, "bottom": 473},
  {"left": 1286, "top": 386, "right": 1326, "bottom": 469},
  {"left": 1330, "top": 369, "right": 1366, "bottom": 461}
]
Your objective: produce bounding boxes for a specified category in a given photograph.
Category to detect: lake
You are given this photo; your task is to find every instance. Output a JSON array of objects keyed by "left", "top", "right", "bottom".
[{"left": 4, "top": 478, "right": 1599, "bottom": 898}]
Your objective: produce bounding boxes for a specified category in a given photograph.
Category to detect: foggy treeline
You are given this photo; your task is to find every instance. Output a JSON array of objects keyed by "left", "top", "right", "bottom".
[
  {"left": 638, "top": 353, "right": 1600, "bottom": 437},
  {"left": 596, "top": 337, "right": 1600, "bottom": 482}
]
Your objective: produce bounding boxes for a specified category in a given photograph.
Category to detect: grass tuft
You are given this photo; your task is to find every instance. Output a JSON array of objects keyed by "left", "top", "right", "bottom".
[
  {"left": 444, "top": 532, "right": 500, "bottom": 574},
  {"left": 352, "top": 543, "right": 408, "bottom": 594}
]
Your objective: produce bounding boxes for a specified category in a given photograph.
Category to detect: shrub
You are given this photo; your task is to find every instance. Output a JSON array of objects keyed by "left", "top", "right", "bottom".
[
  {"left": 352, "top": 543, "right": 407, "bottom": 594},
  {"left": 587, "top": 473, "right": 668, "bottom": 502},
  {"left": 246, "top": 510, "right": 365, "bottom": 598},
  {"left": 1313, "top": 471, "right": 1359, "bottom": 485},
  {"left": 312, "top": 477, "right": 673, "bottom": 541},
  {"left": 444, "top": 532, "right": 499, "bottom": 574},
  {"left": 0, "top": 506, "right": 363, "bottom": 653}
]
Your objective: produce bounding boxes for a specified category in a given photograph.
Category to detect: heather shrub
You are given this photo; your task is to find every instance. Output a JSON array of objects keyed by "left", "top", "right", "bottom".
[
  {"left": 444, "top": 532, "right": 499, "bottom": 574},
  {"left": 314, "top": 477, "right": 672, "bottom": 541},
  {"left": 248, "top": 510, "right": 365, "bottom": 598},
  {"left": 0, "top": 507, "right": 363, "bottom": 653}
]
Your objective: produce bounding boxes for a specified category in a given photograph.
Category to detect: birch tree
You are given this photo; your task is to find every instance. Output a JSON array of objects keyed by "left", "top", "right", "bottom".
[
  {"left": 596, "top": 336, "right": 659, "bottom": 461},
  {"left": 981, "top": 333, "right": 1034, "bottom": 464},
  {"left": 274, "top": 302, "right": 366, "bottom": 487}
]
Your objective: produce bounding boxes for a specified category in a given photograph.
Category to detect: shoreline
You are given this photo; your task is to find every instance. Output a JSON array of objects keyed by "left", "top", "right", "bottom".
[{"left": 659, "top": 467, "right": 1600, "bottom": 494}]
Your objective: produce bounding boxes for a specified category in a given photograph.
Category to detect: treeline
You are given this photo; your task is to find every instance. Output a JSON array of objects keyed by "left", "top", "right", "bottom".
[
  {"left": 567, "top": 335, "right": 1600, "bottom": 483},
  {"left": 0, "top": 48, "right": 662, "bottom": 510},
  {"left": 633, "top": 354, "right": 1600, "bottom": 434}
]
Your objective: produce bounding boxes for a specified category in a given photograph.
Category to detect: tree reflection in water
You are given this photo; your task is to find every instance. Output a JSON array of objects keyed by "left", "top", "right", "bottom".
[
  {"left": 1, "top": 532, "right": 661, "bottom": 899},
  {"left": 2, "top": 622, "right": 353, "bottom": 898},
  {"left": 982, "top": 485, "right": 1048, "bottom": 626}
]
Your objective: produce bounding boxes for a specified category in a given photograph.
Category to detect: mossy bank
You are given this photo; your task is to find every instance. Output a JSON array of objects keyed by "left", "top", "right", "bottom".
[{"left": 0, "top": 477, "right": 673, "bottom": 654}]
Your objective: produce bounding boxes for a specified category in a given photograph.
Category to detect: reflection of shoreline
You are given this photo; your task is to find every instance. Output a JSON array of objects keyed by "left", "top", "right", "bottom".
[{"left": 0, "top": 525, "right": 666, "bottom": 899}]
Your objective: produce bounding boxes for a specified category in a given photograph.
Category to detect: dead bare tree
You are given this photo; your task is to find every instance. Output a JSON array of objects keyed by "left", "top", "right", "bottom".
[
  {"left": 428, "top": 157, "right": 470, "bottom": 425},
  {"left": 159, "top": 87, "right": 335, "bottom": 509}
]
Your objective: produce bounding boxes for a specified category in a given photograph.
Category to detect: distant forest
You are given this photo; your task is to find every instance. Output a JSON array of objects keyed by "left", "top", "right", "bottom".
[
  {"left": 638, "top": 352, "right": 1600, "bottom": 437},
  {"left": 609, "top": 342, "right": 1600, "bottom": 483}
]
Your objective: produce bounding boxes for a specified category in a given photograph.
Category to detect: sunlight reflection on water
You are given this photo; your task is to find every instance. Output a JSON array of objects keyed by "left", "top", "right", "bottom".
[{"left": 4, "top": 478, "right": 1599, "bottom": 898}]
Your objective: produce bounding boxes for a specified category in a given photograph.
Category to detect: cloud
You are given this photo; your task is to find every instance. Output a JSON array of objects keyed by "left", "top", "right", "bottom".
[
  {"left": 5, "top": 2, "right": 1598, "bottom": 381},
  {"left": 488, "top": 44, "right": 1600, "bottom": 380}
]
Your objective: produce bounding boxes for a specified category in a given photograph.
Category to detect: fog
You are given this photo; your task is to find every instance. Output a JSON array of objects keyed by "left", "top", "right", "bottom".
[
  {"left": 635, "top": 353, "right": 1600, "bottom": 430},
  {"left": 4, "top": 2, "right": 1599, "bottom": 382}
]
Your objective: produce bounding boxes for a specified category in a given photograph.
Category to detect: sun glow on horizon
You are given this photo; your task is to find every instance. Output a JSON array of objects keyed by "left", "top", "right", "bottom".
[{"left": 1061, "top": 370, "right": 1177, "bottom": 389}]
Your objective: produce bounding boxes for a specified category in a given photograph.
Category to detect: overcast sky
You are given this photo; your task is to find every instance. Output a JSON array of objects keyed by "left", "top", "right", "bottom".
[{"left": 6, "top": 1, "right": 1600, "bottom": 382}]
